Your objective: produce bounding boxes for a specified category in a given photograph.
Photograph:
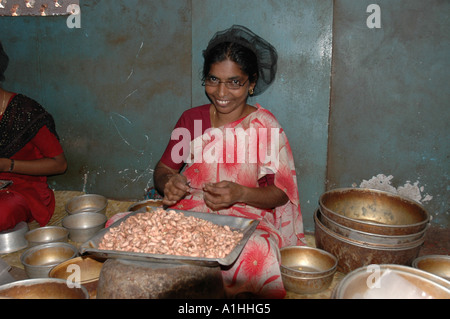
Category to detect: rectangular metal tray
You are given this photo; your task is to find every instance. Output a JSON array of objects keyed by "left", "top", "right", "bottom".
[{"left": 79, "top": 208, "right": 259, "bottom": 267}]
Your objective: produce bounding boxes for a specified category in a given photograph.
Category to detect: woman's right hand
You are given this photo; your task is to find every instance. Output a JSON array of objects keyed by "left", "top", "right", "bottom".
[
  {"left": 0, "top": 158, "right": 11, "bottom": 172},
  {"left": 161, "top": 173, "right": 190, "bottom": 207}
]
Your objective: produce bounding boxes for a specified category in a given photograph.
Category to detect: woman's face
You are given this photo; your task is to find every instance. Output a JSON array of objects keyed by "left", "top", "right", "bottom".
[{"left": 205, "top": 59, "right": 256, "bottom": 115}]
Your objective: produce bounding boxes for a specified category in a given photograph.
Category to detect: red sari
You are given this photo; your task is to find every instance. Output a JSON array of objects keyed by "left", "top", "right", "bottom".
[
  {"left": 161, "top": 103, "right": 304, "bottom": 298},
  {"left": 0, "top": 94, "right": 64, "bottom": 231}
]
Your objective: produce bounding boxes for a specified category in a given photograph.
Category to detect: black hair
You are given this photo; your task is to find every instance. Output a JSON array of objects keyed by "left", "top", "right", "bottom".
[
  {"left": 202, "top": 25, "right": 277, "bottom": 96},
  {"left": 202, "top": 41, "right": 258, "bottom": 84}
]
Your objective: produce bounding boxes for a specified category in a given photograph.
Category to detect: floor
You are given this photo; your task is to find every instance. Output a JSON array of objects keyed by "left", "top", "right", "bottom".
[{"left": 1, "top": 191, "right": 448, "bottom": 299}]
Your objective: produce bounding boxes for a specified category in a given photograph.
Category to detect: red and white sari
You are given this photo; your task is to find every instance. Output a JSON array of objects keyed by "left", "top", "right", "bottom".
[{"left": 162, "top": 103, "right": 304, "bottom": 298}]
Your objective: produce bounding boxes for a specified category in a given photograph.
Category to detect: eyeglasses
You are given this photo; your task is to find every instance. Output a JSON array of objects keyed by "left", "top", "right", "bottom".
[{"left": 202, "top": 76, "right": 249, "bottom": 89}]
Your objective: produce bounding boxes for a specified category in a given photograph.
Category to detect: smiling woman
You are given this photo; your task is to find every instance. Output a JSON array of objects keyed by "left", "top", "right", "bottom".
[
  {"left": 204, "top": 59, "right": 255, "bottom": 128},
  {"left": 153, "top": 25, "right": 304, "bottom": 298}
]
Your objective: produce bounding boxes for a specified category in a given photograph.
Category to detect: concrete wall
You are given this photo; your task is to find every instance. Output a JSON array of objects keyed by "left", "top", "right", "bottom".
[
  {"left": 0, "top": 0, "right": 448, "bottom": 231},
  {"left": 328, "top": 0, "right": 449, "bottom": 228}
]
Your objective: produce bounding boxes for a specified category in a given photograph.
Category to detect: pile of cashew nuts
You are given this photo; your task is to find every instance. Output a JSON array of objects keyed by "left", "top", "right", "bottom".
[{"left": 98, "top": 208, "right": 243, "bottom": 258}]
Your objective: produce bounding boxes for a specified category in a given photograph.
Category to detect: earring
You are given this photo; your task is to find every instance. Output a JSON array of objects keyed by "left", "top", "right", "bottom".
[{"left": 249, "top": 88, "right": 254, "bottom": 96}]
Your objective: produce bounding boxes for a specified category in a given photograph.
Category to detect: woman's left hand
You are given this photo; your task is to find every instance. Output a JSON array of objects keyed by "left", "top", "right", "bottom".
[{"left": 203, "top": 181, "right": 242, "bottom": 211}]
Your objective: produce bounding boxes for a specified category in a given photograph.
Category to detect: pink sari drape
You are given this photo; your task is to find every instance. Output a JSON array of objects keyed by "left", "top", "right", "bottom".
[{"left": 170, "top": 104, "right": 304, "bottom": 298}]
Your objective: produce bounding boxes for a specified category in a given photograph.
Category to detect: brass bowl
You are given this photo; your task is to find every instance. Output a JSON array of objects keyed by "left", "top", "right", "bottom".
[
  {"left": 127, "top": 199, "right": 163, "bottom": 212},
  {"left": 49, "top": 256, "right": 104, "bottom": 298},
  {"left": 25, "top": 226, "right": 69, "bottom": 247},
  {"left": 280, "top": 246, "right": 337, "bottom": 294},
  {"left": 332, "top": 264, "right": 450, "bottom": 299},
  {"left": 62, "top": 212, "right": 107, "bottom": 243},
  {"left": 412, "top": 255, "right": 450, "bottom": 281},
  {"left": 0, "top": 278, "right": 89, "bottom": 299},
  {"left": 20, "top": 242, "right": 78, "bottom": 278},
  {"left": 318, "top": 208, "right": 428, "bottom": 245},
  {"left": 65, "top": 194, "right": 108, "bottom": 215},
  {"left": 319, "top": 188, "right": 430, "bottom": 235},
  {"left": 280, "top": 246, "right": 337, "bottom": 277},
  {"left": 314, "top": 210, "right": 424, "bottom": 273}
]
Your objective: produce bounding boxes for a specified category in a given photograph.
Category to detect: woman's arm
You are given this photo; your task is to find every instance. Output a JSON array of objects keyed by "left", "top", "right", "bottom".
[
  {"left": 203, "top": 181, "right": 289, "bottom": 211},
  {"left": 154, "top": 161, "right": 190, "bottom": 206},
  {"left": 0, "top": 153, "right": 67, "bottom": 176}
]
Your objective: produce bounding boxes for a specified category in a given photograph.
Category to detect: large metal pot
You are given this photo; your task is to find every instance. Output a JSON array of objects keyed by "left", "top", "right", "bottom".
[
  {"left": 319, "top": 188, "right": 430, "bottom": 235},
  {"left": 332, "top": 264, "right": 450, "bottom": 299},
  {"left": 318, "top": 208, "right": 428, "bottom": 245},
  {"left": 314, "top": 210, "right": 424, "bottom": 273},
  {"left": 0, "top": 278, "right": 89, "bottom": 299}
]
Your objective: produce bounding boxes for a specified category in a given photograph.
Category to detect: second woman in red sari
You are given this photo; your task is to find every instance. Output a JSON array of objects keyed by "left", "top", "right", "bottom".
[{"left": 0, "top": 41, "right": 67, "bottom": 232}]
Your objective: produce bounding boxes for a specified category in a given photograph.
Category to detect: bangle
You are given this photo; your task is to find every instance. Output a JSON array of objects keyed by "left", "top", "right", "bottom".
[{"left": 9, "top": 159, "right": 14, "bottom": 172}]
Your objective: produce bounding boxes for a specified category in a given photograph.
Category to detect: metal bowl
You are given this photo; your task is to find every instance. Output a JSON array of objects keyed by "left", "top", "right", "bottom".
[
  {"left": 65, "top": 194, "right": 108, "bottom": 215},
  {"left": 25, "top": 226, "right": 69, "bottom": 247},
  {"left": 332, "top": 264, "right": 450, "bottom": 299},
  {"left": 0, "top": 278, "right": 89, "bottom": 299},
  {"left": 128, "top": 199, "right": 163, "bottom": 212},
  {"left": 314, "top": 210, "right": 424, "bottom": 273},
  {"left": 281, "top": 271, "right": 336, "bottom": 295},
  {"left": 280, "top": 246, "right": 337, "bottom": 277},
  {"left": 318, "top": 208, "right": 428, "bottom": 245},
  {"left": 0, "top": 222, "right": 29, "bottom": 254},
  {"left": 20, "top": 242, "right": 78, "bottom": 278},
  {"left": 62, "top": 212, "right": 107, "bottom": 243},
  {"left": 280, "top": 246, "right": 337, "bottom": 294},
  {"left": 412, "top": 255, "right": 450, "bottom": 281},
  {"left": 49, "top": 256, "right": 104, "bottom": 298},
  {"left": 319, "top": 188, "right": 430, "bottom": 235}
]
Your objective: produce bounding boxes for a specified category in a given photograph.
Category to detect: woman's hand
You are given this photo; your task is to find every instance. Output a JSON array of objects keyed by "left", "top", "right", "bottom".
[
  {"left": 204, "top": 180, "right": 289, "bottom": 211},
  {"left": 0, "top": 158, "right": 11, "bottom": 172},
  {"left": 203, "top": 181, "right": 243, "bottom": 211},
  {"left": 161, "top": 173, "right": 190, "bottom": 206},
  {"left": 153, "top": 161, "right": 191, "bottom": 207}
]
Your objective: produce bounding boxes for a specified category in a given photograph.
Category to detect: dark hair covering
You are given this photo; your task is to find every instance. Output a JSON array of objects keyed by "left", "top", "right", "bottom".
[
  {"left": 202, "top": 25, "right": 278, "bottom": 96},
  {"left": 0, "top": 41, "right": 9, "bottom": 82}
]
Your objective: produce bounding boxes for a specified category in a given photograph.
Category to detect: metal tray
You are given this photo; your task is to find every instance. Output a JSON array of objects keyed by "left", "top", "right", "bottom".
[{"left": 79, "top": 208, "right": 259, "bottom": 267}]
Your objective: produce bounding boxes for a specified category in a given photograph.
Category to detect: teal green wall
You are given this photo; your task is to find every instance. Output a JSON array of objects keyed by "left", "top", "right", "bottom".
[
  {"left": 1, "top": 0, "right": 448, "bottom": 231},
  {"left": 328, "top": 0, "right": 449, "bottom": 228}
]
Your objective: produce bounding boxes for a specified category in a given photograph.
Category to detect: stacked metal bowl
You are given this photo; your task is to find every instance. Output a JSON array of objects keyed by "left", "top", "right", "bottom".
[
  {"left": 63, "top": 194, "right": 108, "bottom": 243},
  {"left": 314, "top": 188, "right": 430, "bottom": 273}
]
